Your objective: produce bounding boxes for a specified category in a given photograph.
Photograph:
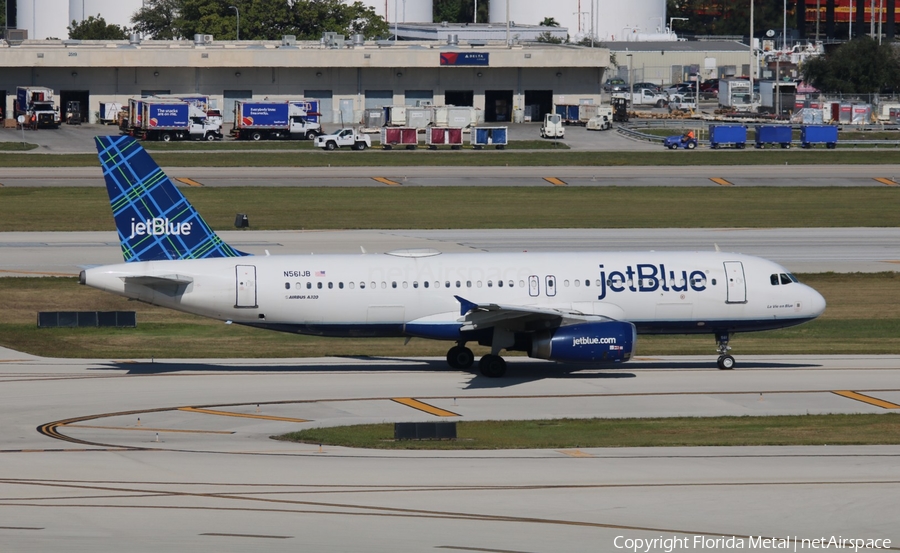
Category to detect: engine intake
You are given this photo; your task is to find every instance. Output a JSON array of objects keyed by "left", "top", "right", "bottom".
[{"left": 530, "top": 321, "right": 636, "bottom": 363}]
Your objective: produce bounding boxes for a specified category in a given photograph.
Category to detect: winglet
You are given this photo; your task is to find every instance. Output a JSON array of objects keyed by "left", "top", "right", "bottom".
[
  {"left": 454, "top": 295, "right": 478, "bottom": 316},
  {"left": 94, "top": 135, "right": 248, "bottom": 263}
]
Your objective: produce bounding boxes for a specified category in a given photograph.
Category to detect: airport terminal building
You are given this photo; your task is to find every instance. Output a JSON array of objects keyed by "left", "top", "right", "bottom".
[{"left": 0, "top": 36, "right": 610, "bottom": 125}]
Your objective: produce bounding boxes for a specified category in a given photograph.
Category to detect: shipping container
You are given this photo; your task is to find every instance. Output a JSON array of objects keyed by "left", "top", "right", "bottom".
[
  {"left": 471, "top": 126, "right": 507, "bottom": 149},
  {"left": 381, "top": 127, "right": 418, "bottom": 149},
  {"left": 427, "top": 127, "right": 464, "bottom": 149},
  {"left": 407, "top": 107, "right": 433, "bottom": 129},
  {"left": 800, "top": 125, "right": 838, "bottom": 149},
  {"left": 754, "top": 125, "right": 792, "bottom": 149},
  {"left": 709, "top": 125, "right": 747, "bottom": 149}
]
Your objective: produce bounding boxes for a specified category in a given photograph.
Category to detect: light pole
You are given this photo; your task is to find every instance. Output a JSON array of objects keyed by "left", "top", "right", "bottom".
[
  {"left": 626, "top": 53, "right": 633, "bottom": 104},
  {"left": 229, "top": 5, "right": 239, "bottom": 41}
]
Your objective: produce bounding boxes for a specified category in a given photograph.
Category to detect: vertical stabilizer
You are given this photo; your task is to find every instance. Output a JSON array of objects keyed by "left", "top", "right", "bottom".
[{"left": 94, "top": 136, "right": 247, "bottom": 262}]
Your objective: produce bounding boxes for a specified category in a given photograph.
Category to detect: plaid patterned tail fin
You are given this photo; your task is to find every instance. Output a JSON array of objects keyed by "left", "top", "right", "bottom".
[{"left": 95, "top": 136, "right": 247, "bottom": 262}]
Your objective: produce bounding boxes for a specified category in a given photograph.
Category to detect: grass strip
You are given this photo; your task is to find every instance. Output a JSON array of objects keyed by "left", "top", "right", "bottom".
[
  {"left": 1, "top": 273, "right": 898, "bottom": 358},
  {"left": 275, "top": 414, "right": 900, "bottom": 449},
  {"left": 2, "top": 148, "right": 900, "bottom": 167},
  {"left": 2, "top": 187, "right": 899, "bottom": 232},
  {"left": 0, "top": 142, "right": 39, "bottom": 151}
]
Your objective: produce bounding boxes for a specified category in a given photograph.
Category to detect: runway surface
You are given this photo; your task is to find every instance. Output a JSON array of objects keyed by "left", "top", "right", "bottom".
[
  {"left": 1, "top": 347, "right": 898, "bottom": 552},
  {"left": 3, "top": 163, "right": 900, "bottom": 187},
  {"left": 2, "top": 227, "right": 898, "bottom": 277}
]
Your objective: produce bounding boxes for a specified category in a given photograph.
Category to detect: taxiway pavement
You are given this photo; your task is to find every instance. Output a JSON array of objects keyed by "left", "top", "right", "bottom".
[{"left": 1, "top": 349, "right": 898, "bottom": 552}]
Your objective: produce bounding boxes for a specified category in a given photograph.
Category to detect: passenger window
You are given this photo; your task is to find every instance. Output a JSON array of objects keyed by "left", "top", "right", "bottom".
[
  {"left": 498, "top": 280, "right": 503, "bottom": 287},
  {"left": 306, "top": 282, "right": 312, "bottom": 289},
  {"left": 508, "top": 280, "right": 514, "bottom": 287},
  {"left": 771, "top": 274, "right": 779, "bottom": 286},
  {"left": 317, "top": 282, "right": 323, "bottom": 289},
  {"left": 584, "top": 279, "right": 590, "bottom": 287},
  {"left": 284, "top": 282, "right": 290, "bottom": 290},
  {"left": 780, "top": 273, "right": 792, "bottom": 285},
  {"left": 456, "top": 281, "right": 461, "bottom": 288},
  {"left": 402, "top": 282, "right": 408, "bottom": 289},
  {"left": 445, "top": 281, "right": 451, "bottom": 288},
  {"left": 360, "top": 282, "right": 365, "bottom": 289},
  {"left": 487, "top": 280, "right": 493, "bottom": 287},
  {"left": 425, "top": 281, "right": 430, "bottom": 288},
  {"left": 564, "top": 280, "right": 570, "bottom": 287},
  {"left": 476, "top": 281, "right": 482, "bottom": 288},
  {"left": 392, "top": 281, "right": 397, "bottom": 289},
  {"left": 466, "top": 281, "right": 472, "bottom": 288},
  {"left": 381, "top": 282, "right": 386, "bottom": 289},
  {"left": 595, "top": 279, "right": 601, "bottom": 287},
  {"left": 519, "top": 280, "right": 525, "bottom": 287},
  {"left": 349, "top": 282, "right": 355, "bottom": 289},
  {"left": 339, "top": 282, "right": 344, "bottom": 289},
  {"left": 711, "top": 279, "right": 716, "bottom": 285},
  {"left": 296, "top": 282, "right": 301, "bottom": 289},
  {"left": 413, "top": 281, "right": 418, "bottom": 288},
  {"left": 574, "top": 280, "right": 580, "bottom": 287},
  {"left": 328, "top": 282, "right": 333, "bottom": 289}
]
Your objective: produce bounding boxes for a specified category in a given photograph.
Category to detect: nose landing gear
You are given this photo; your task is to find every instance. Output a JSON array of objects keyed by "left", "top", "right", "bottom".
[{"left": 716, "top": 331, "right": 735, "bottom": 370}]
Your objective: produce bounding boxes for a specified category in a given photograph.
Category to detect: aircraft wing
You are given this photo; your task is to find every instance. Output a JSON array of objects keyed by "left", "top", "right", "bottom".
[{"left": 454, "top": 295, "right": 612, "bottom": 332}]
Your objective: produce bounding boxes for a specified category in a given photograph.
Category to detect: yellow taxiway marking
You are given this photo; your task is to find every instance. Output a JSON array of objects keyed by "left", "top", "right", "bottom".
[
  {"left": 373, "top": 177, "right": 401, "bottom": 186},
  {"left": 64, "top": 424, "right": 234, "bottom": 435},
  {"left": 558, "top": 449, "right": 595, "bottom": 458},
  {"left": 392, "top": 398, "right": 460, "bottom": 417},
  {"left": 174, "top": 177, "right": 204, "bottom": 187},
  {"left": 833, "top": 391, "right": 900, "bottom": 409},
  {"left": 178, "top": 407, "right": 310, "bottom": 423},
  {"left": 710, "top": 177, "right": 733, "bottom": 186},
  {"left": 544, "top": 177, "right": 567, "bottom": 186},
  {"left": 874, "top": 177, "right": 898, "bottom": 186}
]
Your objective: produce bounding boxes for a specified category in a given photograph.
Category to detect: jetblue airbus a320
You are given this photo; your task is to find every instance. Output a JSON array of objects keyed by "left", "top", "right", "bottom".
[{"left": 81, "top": 136, "right": 826, "bottom": 377}]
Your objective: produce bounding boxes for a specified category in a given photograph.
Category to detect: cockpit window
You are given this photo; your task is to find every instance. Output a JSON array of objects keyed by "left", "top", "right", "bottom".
[
  {"left": 780, "top": 273, "right": 792, "bottom": 285},
  {"left": 770, "top": 274, "right": 779, "bottom": 285}
]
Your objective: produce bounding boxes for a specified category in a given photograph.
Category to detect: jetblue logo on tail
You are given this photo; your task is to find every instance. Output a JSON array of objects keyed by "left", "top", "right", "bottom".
[{"left": 130, "top": 218, "right": 192, "bottom": 239}]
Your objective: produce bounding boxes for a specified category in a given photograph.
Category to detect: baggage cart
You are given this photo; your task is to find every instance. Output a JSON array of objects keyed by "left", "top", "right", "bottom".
[
  {"left": 754, "top": 125, "right": 792, "bottom": 149},
  {"left": 709, "top": 124, "right": 747, "bottom": 149},
  {"left": 381, "top": 127, "right": 418, "bottom": 149},
  {"left": 800, "top": 125, "right": 838, "bottom": 149},
  {"left": 471, "top": 126, "right": 507, "bottom": 150},
  {"left": 427, "top": 127, "right": 463, "bottom": 150}
]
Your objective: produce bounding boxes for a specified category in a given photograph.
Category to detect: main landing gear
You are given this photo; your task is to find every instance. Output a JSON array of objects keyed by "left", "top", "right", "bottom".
[
  {"left": 716, "top": 331, "right": 736, "bottom": 370},
  {"left": 445, "top": 343, "right": 508, "bottom": 378}
]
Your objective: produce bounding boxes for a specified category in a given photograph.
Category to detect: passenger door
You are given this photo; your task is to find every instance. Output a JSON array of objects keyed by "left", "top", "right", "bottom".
[
  {"left": 235, "top": 265, "right": 258, "bottom": 308},
  {"left": 723, "top": 261, "right": 747, "bottom": 304}
]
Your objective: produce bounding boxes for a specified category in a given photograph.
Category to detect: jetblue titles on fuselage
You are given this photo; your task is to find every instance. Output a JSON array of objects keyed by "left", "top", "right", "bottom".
[{"left": 597, "top": 263, "right": 707, "bottom": 300}]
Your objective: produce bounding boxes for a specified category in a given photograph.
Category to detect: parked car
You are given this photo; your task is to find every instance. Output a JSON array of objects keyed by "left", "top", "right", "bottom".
[
  {"left": 699, "top": 79, "right": 720, "bottom": 99},
  {"left": 664, "top": 82, "right": 696, "bottom": 98},
  {"left": 632, "top": 82, "right": 662, "bottom": 94},
  {"left": 603, "top": 78, "right": 628, "bottom": 92}
]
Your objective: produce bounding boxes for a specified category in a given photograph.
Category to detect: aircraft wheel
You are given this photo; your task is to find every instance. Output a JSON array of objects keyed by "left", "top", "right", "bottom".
[
  {"left": 717, "top": 355, "right": 736, "bottom": 370},
  {"left": 446, "top": 346, "right": 474, "bottom": 369},
  {"left": 479, "top": 354, "right": 507, "bottom": 378}
]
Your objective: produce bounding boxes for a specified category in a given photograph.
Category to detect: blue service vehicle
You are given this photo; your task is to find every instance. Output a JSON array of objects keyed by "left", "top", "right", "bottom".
[
  {"left": 232, "top": 100, "right": 322, "bottom": 140},
  {"left": 471, "top": 126, "right": 508, "bottom": 149},
  {"left": 555, "top": 104, "right": 581, "bottom": 125},
  {"left": 709, "top": 124, "right": 747, "bottom": 149},
  {"left": 754, "top": 125, "right": 792, "bottom": 149},
  {"left": 663, "top": 134, "right": 698, "bottom": 149},
  {"left": 139, "top": 100, "right": 222, "bottom": 142},
  {"left": 800, "top": 125, "right": 838, "bottom": 149}
]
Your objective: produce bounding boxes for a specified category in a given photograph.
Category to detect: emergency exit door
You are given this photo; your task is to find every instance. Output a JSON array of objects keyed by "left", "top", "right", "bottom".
[
  {"left": 235, "top": 265, "right": 258, "bottom": 308},
  {"left": 723, "top": 261, "right": 746, "bottom": 303}
]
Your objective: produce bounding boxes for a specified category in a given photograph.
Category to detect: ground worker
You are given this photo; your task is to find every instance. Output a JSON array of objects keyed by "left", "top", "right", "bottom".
[{"left": 682, "top": 129, "right": 695, "bottom": 143}]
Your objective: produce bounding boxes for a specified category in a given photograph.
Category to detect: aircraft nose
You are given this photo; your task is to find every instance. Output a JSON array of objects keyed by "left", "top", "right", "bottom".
[{"left": 806, "top": 286, "right": 826, "bottom": 318}]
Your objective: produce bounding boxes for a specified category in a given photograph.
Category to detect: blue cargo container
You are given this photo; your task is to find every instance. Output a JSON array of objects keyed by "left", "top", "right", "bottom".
[
  {"left": 555, "top": 104, "right": 580, "bottom": 124},
  {"left": 800, "top": 125, "right": 838, "bottom": 149},
  {"left": 754, "top": 125, "right": 793, "bottom": 149},
  {"left": 143, "top": 102, "right": 190, "bottom": 129},
  {"left": 237, "top": 102, "right": 290, "bottom": 127},
  {"left": 471, "top": 127, "right": 508, "bottom": 149},
  {"left": 709, "top": 125, "right": 747, "bottom": 149}
]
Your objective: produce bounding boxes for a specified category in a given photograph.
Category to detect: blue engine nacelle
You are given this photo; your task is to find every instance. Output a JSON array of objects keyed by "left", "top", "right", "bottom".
[{"left": 530, "top": 321, "right": 636, "bottom": 363}]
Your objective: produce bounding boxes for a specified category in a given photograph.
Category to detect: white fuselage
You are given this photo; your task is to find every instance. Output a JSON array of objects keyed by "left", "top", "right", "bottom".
[{"left": 82, "top": 250, "right": 826, "bottom": 339}]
